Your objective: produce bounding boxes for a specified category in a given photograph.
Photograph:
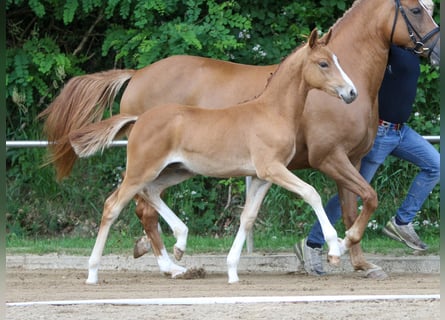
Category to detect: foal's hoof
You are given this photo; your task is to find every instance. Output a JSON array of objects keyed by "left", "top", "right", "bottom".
[
  {"left": 133, "top": 236, "right": 151, "bottom": 259},
  {"left": 327, "top": 255, "right": 341, "bottom": 267},
  {"left": 174, "top": 246, "right": 185, "bottom": 261}
]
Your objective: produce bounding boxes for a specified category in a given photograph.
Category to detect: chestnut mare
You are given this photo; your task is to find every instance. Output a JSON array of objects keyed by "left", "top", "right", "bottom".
[
  {"left": 39, "top": 0, "right": 440, "bottom": 279},
  {"left": 70, "top": 29, "right": 357, "bottom": 284}
]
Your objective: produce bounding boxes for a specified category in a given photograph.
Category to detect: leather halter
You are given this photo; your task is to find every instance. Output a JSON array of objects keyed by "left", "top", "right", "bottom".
[{"left": 390, "top": 0, "right": 440, "bottom": 57}]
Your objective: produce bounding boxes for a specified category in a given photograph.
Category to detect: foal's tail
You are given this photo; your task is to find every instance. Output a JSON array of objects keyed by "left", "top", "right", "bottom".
[
  {"left": 69, "top": 114, "right": 138, "bottom": 158},
  {"left": 38, "top": 69, "right": 136, "bottom": 180}
]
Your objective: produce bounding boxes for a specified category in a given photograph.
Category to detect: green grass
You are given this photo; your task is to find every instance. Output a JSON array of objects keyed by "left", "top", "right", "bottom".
[{"left": 6, "top": 232, "right": 439, "bottom": 256}]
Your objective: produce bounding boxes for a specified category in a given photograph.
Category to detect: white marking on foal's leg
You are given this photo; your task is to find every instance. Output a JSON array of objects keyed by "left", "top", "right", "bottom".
[
  {"left": 86, "top": 220, "right": 115, "bottom": 284},
  {"left": 86, "top": 185, "right": 135, "bottom": 284},
  {"left": 337, "top": 238, "right": 348, "bottom": 256},
  {"left": 148, "top": 193, "right": 189, "bottom": 259},
  {"left": 226, "top": 178, "right": 271, "bottom": 284},
  {"left": 86, "top": 266, "right": 99, "bottom": 285},
  {"left": 156, "top": 248, "right": 187, "bottom": 278},
  {"left": 226, "top": 227, "right": 246, "bottom": 284},
  {"left": 303, "top": 187, "right": 341, "bottom": 264}
]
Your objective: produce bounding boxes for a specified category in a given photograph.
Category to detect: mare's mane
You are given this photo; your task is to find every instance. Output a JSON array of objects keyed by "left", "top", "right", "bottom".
[{"left": 330, "top": 0, "right": 363, "bottom": 34}]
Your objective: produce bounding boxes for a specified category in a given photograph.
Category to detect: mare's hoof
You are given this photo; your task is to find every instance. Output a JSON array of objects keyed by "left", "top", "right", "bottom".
[
  {"left": 133, "top": 236, "right": 151, "bottom": 258},
  {"left": 364, "top": 268, "right": 388, "bottom": 280},
  {"left": 174, "top": 246, "right": 185, "bottom": 261}
]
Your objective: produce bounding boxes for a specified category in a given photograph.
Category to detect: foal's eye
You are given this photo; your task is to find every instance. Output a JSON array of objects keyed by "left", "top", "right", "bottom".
[
  {"left": 319, "top": 61, "right": 329, "bottom": 68},
  {"left": 410, "top": 7, "right": 421, "bottom": 15}
]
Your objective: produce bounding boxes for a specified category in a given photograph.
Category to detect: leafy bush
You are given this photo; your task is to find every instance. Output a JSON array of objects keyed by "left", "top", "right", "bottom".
[{"left": 6, "top": 0, "right": 440, "bottom": 239}]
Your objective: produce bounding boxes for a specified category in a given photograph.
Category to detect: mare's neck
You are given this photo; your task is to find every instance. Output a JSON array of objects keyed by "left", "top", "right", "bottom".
[{"left": 329, "top": 0, "right": 392, "bottom": 100}]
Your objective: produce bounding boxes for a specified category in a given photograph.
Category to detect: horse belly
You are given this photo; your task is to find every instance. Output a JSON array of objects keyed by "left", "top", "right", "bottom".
[{"left": 179, "top": 153, "right": 256, "bottom": 178}]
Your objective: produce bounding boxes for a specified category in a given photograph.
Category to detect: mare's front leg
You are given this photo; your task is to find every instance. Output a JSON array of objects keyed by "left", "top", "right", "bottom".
[
  {"left": 338, "top": 186, "right": 387, "bottom": 279},
  {"left": 317, "top": 152, "right": 384, "bottom": 277},
  {"left": 87, "top": 186, "right": 135, "bottom": 284},
  {"left": 227, "top": 177, "right": 272, "bottom": 283}
]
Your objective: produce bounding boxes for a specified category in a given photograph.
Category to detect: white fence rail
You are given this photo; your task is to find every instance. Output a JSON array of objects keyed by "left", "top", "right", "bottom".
[{"left": 4, "top": 136, "right": 442, "bottom": 148}]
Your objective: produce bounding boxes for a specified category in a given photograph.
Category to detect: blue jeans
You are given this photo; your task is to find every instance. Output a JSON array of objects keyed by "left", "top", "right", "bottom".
[{"left": 307, "top": 124, "right": 440, "bottom": 246}]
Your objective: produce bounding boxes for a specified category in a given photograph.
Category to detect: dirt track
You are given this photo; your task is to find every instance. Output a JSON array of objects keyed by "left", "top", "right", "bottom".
[{"left": 6, "top": 267, "right": 440, "bottom": 320}]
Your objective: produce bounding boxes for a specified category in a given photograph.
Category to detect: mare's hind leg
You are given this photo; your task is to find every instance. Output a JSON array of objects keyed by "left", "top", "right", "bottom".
[
  {"left": 86, "top": 183, "right": 139, "bottom": 284},
  {"left": 226, "top": 177, "right": 272, "bottom": 283}
]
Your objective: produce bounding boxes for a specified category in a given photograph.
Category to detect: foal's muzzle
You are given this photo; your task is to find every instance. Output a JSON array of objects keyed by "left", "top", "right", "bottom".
[{"left": 339, "top": 87, "right": 358, "bottom": 104}]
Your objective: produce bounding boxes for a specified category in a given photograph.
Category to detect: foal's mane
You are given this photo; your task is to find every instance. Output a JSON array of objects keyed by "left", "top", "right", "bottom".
[
  {"left": 249, "top": 39, "right": 309, "bottom": 101},
  {"left": 263, "top": 42, "right": 306, "bottom": 89}
]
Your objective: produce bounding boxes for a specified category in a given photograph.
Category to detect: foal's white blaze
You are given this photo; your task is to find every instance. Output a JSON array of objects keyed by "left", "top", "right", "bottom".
[{"left": 332, "top": 53, "right": 357, "bottom": 103}]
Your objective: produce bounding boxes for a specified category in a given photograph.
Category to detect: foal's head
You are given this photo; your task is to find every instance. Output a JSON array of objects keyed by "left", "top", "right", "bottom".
[{"left": 301, "top": 29, "right": 357, "bottom": 104}]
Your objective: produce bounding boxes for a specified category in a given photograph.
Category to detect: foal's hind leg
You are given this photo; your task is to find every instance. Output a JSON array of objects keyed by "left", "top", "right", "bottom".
[
  {"left": 86, "top": 183, "right": 138, "bottom": 284},
  {"left": 139, "top": 168, "right": 195, "bottom": 261},
  {"left": 134, "top": 190, "right": 188, "bottom": 278}
]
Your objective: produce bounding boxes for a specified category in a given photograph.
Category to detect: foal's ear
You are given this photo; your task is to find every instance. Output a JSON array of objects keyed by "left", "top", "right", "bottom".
[
  {"left": 308, "top": 28, "right": 319, "bottom": 48},
  {"left": 324, "top": 28, "right": 333, "bottom": 45}
]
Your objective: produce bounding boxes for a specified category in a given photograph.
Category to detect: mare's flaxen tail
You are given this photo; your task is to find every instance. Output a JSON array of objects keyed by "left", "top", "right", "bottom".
[
  {"left": 38, "top": 69, "right": 136, "bottom": 180},
  {"left": 69, "top": 114, "right": 138, "bottom": 158}
]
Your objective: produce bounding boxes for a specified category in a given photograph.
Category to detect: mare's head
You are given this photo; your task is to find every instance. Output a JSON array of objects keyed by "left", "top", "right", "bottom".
[
  {"left": 389, "top": 0, "right": 440, "bottom": 66},
  {"left": 302, "top": 28, "right": 357, "bottom": 104}
]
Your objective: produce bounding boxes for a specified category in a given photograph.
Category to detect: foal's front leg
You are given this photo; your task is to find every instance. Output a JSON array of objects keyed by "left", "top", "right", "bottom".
[
  {"left": 259, "top": 163, "right": 346, "bottom": 263},
  {"left": 226, "top": 177, "right": 272, "bottom": 283}
]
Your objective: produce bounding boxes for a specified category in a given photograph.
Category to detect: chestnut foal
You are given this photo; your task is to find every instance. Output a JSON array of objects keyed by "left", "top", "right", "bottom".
[{"left": 70, "top": 29, "right": 357, "bottom": 284}]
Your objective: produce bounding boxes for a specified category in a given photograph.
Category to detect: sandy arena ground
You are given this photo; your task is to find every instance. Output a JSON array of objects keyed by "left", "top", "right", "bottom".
[{"left": 5, "top": 265, "right": 440, "bottom": 320}]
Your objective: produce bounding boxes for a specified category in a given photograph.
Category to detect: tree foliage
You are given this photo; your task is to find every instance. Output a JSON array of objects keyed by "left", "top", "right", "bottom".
[{"left": 6, "top": 0, "right": 440, "bottom": 237}]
